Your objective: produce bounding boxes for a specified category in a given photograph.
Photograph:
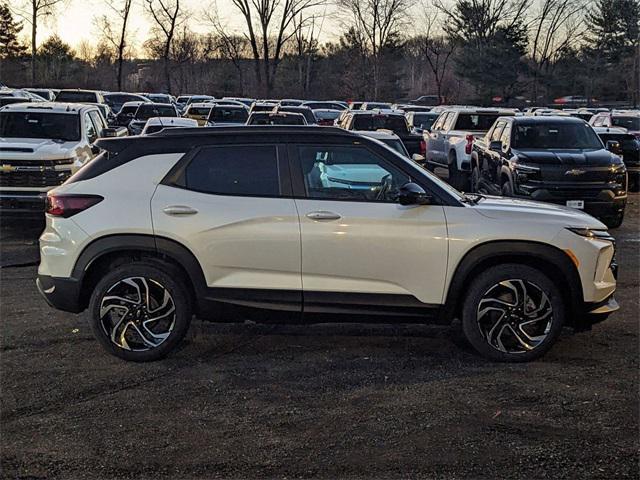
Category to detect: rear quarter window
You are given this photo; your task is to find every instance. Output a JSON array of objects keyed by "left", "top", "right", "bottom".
[{"left": 182, "top": 146, "right": 280, "bottom": 197}]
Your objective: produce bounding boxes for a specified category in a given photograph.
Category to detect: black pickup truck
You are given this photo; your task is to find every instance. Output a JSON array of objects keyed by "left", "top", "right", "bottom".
[
  {"left": 470, "top": 116, "right": 627, "bottom": 228},
  {"left": 341, "top": 110, "right": 425, "bottom": 161}
]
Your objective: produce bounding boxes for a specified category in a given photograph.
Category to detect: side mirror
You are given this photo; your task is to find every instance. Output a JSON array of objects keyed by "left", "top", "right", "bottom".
[
  {"left": 100, "top": 127, "right": 119, "bottom": 138},
  {"left": 90, "top": 144, "right": 100, "bottom": 155},
  {"left": 489, "top": 140, "right": 503, "bottom": 152},
  {"left": 413, "top": 127, "right": 424, "bottom": 135},
  {"left": 606, "top": 140, "right": 622, "bottom": 155},
  {"left": 398, "top": 182, "right": 432, "bottom": 206},
  {"left": 412, "top": 153, "right": 426, "bottom": 164}
]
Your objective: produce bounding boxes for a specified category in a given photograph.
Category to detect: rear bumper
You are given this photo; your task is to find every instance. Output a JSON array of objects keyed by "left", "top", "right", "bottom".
[
  {"left": 36, "top": 274, "right": 83, "bottom": 313},
  {"left": 0, "top": 191, "right": 47, "bottom": 214}
]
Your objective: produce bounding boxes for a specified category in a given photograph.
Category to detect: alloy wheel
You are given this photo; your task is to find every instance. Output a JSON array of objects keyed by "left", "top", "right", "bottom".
[
  {"left": 476, "top": 279, "right": 553, "bottom": 354},
  {"left": 99, "top": 277, "right": 176, "bottom": 351}
]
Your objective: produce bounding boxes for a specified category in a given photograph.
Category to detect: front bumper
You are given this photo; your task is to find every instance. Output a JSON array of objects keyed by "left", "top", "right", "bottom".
[
  {"left": 36, "top": 274, "right": 83, "bottom": 313},
  {"left": 0, "top": 191, "right": 47, "bottom": 214},
  {"left": 515, "top": 185, "right": 626, "bottom": 218},
  {"left": 575, "top": 294, "right": 620, "bottom": 331}
]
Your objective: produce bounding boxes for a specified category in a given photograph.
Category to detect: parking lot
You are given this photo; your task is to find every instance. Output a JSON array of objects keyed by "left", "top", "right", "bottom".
[{"left": 0, "top": 194, "right": 637, "bottom": 479}]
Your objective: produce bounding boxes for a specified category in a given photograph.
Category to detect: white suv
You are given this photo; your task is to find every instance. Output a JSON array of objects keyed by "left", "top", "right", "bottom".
[{"left": 37, "top": 126, "right": 619, "bottom": 362}]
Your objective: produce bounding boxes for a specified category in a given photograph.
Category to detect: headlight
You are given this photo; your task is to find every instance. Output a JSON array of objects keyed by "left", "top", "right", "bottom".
[{"left": 566, "top": 227, "right": 615, "bottom": 242}]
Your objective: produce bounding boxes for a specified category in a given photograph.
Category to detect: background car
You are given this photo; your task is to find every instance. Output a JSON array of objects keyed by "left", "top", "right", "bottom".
[
  {"left": 206, "top": 105, "right": 249, "bottom": 126},
  {"left": 246, "top": 112, "right": 307, "bottom": 125},
  {"left": 141, "top": 116, "right": 199, "bottom": 134}
]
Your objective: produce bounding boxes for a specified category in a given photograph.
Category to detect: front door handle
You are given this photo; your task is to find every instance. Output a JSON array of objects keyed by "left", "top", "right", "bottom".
[
  {"left": 163, "top": 205, "right": 198, "bottom": 216},
  {"left": 306, "top": 211, "right": 342, "bottom": 221}
]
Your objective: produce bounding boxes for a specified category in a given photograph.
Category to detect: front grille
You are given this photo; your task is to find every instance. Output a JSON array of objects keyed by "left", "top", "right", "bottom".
[
  {"left": 544, "top": 188, "right": 603, "bottom": 199},
  {"left": 0, "top": 147, "right": 35, "bottom": 153},
  {"left": 0, "top": 158, "right": 74, "bottom": 167},
  {"left": 0, "top": 159, "right": 73, "bottom": 188}
]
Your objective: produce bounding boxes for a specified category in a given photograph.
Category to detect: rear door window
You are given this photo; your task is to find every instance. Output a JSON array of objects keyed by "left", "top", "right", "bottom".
[{"left": 183, "top": 146, "right": 281, "bottom": 197}]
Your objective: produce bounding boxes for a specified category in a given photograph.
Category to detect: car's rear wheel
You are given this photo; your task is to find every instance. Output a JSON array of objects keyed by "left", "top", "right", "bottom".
[
  {"left": 461, "top": 264, "right": 565, "bottom": 362},
  {"left": 88, "top": 262, "right": 192, "bottom": 362},
  {"left": 448, "top": 152, "right": 469, "bottom": 191},
  {"left": 470, "top": 164, "right": 481, "bottom": 193},
  {"left": 501, "top": 179, "right": 513, "bottom": 197}
]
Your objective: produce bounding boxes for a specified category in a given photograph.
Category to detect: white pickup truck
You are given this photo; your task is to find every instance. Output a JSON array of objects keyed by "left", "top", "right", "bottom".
[
  {"left": 424, "top": 108, "right": 515, "bottom": 190},
  {"left": 0, "top": 102, "right": 125, "bottom": 213}
]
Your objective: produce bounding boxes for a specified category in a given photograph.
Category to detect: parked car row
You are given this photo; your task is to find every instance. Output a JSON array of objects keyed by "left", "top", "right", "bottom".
[
  {"left": 1, "top": 87, "right": 638, "bottom": 227},
  {"left": 0, "top": 86, "right": 627, "bottom": 363}
]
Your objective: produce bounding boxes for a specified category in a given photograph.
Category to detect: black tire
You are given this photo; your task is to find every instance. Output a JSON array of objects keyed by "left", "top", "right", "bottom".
[
  {"left": 470, "top": 164, "right": 481, "bottom": 193},
  {"left": 448, "top": 152, "right": 470, "bottom": 191},
  {"left": 88, "top": 261, "right": 192, "bottom": 362},
  {"left": 461, "top": 264, "right": 565, "bottom": 362},
  {"left": 602, "top": 210, "right": 625, "bottom": 229},
  {"left": 501, "top": 179, "right": 513, "bottom": 197}
]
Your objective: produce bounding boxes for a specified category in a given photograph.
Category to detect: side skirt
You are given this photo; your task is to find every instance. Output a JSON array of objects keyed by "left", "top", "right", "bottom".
[{"left": 196, "top": 288, "right": 444, "bottom": 325}]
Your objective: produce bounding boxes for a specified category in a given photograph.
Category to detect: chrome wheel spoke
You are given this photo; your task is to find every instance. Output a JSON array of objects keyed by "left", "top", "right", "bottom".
[
  {"left": 476, "top": 278, "right": 554, "bottom": 355},
  {"left": 98, "top": 276, "right": 176, "bottom": 352}
]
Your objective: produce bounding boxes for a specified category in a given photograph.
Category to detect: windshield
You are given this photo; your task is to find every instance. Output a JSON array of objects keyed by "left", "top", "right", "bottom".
[
  {"left": 136, "top": 105, "right": 176, "bottom": 120},
  {"left": 455, "top": 114, "right": 503, "bottom": 131},
  {"left": 209, "top": 107, "right": 248, "bottom": 123},
  {"left": 513, "top": 123, "right": 603, "bottom": 149},
  {"left": 119, "top": 105, "right": 139, "bottom": 115},
  {"left": 147, "top": 94, "right": 171, "bottom": 103},
  {"left": 412, "top": 113, "right": 438, "bottom": 130},
  {"left": 612, "top": 116, "right": 640, "bottom": 130},
  {"left": 364, "top": 103, "right": 391, "bottom": 110},
  {"left": 352, "top": 114, "right": 408, "bottom": 134},
  {"left": 382, "top": 139, "right": 409, "bottom": 157},
  {"left": 248, "top": 114, "right": 305, "bottom": 125},
  {"left": 314, "top": 110, "right": 341, "bottom": 120},
  {"left": 56, "top": 91, "right": 97, "bottom": 102},
  {"left": 0, "top": 112, "right": 80, "bottom": 141},
  {"left": 187, "top": 106, "right": 211, "bottom": 116}
]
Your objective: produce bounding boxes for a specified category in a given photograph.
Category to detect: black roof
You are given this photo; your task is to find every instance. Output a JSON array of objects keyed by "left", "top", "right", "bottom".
[{"left": 96, "top": 126, "right": 360, "bottom": 153}]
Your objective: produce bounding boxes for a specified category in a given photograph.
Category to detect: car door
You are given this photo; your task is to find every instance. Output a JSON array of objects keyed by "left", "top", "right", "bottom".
[
  {"left": 486, "top": 121, "right": 506, "bottom": 182},
  {"left": 151, "top": 144, "right": 302, "bottom": 312},
  {"left": 291, "top": 143, "right": 448, "bottom": 315}
]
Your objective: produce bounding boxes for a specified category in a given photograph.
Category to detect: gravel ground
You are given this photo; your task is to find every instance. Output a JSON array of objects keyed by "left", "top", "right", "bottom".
[{"left": 1, "top": 197, "right": 638, "bottom": 480}]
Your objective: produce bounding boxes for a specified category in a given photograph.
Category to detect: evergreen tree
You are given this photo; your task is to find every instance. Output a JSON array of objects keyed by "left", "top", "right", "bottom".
[
  {"left": 0, "top": 3, "right": 28, "bottom": 59},
  {"left": 585, "top": 0, "right": 640, "bottom": 63}
]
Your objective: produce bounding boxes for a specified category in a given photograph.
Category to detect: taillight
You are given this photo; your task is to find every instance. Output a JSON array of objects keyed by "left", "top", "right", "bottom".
[
  {"left": 46, "top": 194, "right": 103, "bottom": 218},
  {"left": 465, "top": 134, "right": 474, "bottom": 154},
  {"left": 420, "top": 140, "right": 426, "bottom": 155}
]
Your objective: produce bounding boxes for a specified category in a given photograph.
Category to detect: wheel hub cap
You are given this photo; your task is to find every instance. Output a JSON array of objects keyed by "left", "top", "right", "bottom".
[
  {"left": 476, "top": 279, "right": 553, "bottom": 354},
  {"left": 99, "top": 277, "right": 176, "bottom": 351}
]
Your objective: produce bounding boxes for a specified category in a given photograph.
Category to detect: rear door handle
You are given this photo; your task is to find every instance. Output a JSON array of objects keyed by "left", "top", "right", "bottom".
[
  {"left": 163, "top": 205, "right": 198, "bottom": 216},
  {"left": 306, "top": 211, "right": 342, "bottom": 221}
]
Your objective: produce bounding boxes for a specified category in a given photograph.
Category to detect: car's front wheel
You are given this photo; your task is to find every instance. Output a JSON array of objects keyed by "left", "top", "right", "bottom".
[
  {"left": 88, "top": 261, "right": 192, "bottom": 361},
  {"left": 461, "top": 264, "right": 565, "bottom": 362}
]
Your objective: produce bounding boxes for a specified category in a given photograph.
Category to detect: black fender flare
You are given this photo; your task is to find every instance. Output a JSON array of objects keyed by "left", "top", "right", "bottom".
[
  {"left": 72, "top": 234, "right": 209, "bottom": 298},
  {"left": 441, "top": 240, "right": 584, "bottom": 324}
]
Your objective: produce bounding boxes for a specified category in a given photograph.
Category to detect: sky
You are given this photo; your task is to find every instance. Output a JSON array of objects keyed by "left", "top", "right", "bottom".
[{"left": 15, "top": 0, "right": 342, "bottom": 52}]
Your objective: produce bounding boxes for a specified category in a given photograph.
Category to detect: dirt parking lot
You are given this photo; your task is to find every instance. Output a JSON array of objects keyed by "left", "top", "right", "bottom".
[{"left": 1, "top": 197, "right": 638, "bottom": 480}]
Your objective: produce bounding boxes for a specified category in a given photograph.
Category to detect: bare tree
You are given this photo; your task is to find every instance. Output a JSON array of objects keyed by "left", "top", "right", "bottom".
[
  {"left": 338, "top": 0, "right": 414, "bottom": 98},
  {"left": 96, "top": 0, "right": 135, "bottom": 91},
  {"left": 210, "top": 0, "right": 326, "bottom": 96},
  {"left": 529, "top": 0, "right": 584, "bottom": 101},
  {"left": 416, "top": 5, "right": 455, "bottom": 100},
  {"left": 292, "top": 13, "right": 324, "bottom": 95},
  {"left": 145, "top": 0, "right": 182, "bottom": 93},
  {"left": 12, "top": 0, "right": 66, "bottom": 84}
]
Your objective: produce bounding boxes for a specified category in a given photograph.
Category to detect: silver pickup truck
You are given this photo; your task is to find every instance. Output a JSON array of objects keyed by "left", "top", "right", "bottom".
[
  {"left": 0, "top": 102, "right": 126, "bottom": 213},
  {"left": 424, "top": 108, "right": 515, "bottom": 190}
]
